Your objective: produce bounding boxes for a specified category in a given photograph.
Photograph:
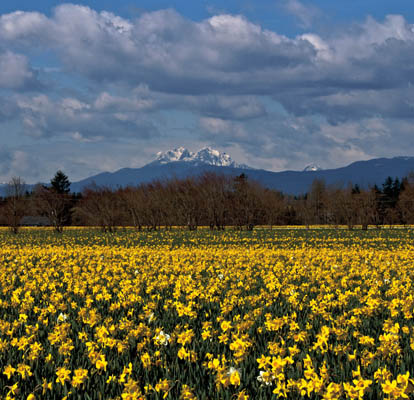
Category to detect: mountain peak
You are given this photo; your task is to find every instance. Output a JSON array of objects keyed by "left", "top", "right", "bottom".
[
  {"left": 155, "top": 147, "right": 193, "bottom": 163},
  {"left": 195, "top": 147, "right": 234, "bottom": 167},
  {"left": 152, "top": 146, "right": 251, "bottom": 169},
  {"left": 303, "top": 163, "right": 322, "bottom": 172}
]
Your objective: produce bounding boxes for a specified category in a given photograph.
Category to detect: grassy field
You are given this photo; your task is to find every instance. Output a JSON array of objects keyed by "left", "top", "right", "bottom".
[{"left": 1, "top": 227, "right": 414, "bottom": 399}]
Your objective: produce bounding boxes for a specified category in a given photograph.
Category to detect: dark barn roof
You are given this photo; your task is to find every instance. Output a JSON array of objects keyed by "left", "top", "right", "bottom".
[{"left": 20, "top": 216, "right": 51, "bottom": 226}]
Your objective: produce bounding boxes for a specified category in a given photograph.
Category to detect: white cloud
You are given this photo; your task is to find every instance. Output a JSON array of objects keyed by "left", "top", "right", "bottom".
[
  {"left": 299, "top": 34, "right": 332, "bottom": 61},
  {"left": 283, "top": 0, "right": 321, "bottom": 28},
  {"left": 0, "top": 10, "right": 49, "bottom": 42},
  {"left": 200, "top": 117, "right": 249, "bottom": 140},
  {"left": 0, "top": 147, "right": 41, "bottom": 182},
  {"left": 1, "top": 5, "right": 412, "bottom": 102},
  {"left": 200, "top": 117, "right": 231, "bottom": 134},
  {"left": 0, "top": 5, "right": 314, "bottom": 93},
  {"left": 0, "top": 51, "right": 39, "bottom": 89},
  {"left": 13, "top": 93, "right": 158, "bottom": 139},
  {"left": 93, "top": 92, "right": 154, "bottom": 112},
  {"left": 1, "top": 6, "right": 414, "bottom": 179}
]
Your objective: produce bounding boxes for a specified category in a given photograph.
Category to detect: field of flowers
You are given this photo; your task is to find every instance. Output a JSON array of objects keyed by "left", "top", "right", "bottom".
[{"left": 1, "top": 227, "right": 414, "bottom": 399}]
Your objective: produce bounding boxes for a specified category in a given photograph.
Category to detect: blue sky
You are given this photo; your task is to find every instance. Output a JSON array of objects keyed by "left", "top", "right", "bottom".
[{"left": 1, "top": 0, "right": 414, "bottom": 182}]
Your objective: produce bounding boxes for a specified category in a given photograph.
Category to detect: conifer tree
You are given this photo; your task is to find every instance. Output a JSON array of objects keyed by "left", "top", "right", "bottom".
[{"left": 51, "top": 170, "right": 71, "bottom": 194}]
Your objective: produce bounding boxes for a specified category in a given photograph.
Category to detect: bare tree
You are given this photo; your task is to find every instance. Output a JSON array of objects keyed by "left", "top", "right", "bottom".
[
  {"left": 324, "top": 185, "right": 358, "bottom": 228},
  {"left": 261, "top": 188, "right": 285, "bottom": 229},
  {"left": 4, "top": 177, "right": 26, "bottom": 234},
  {"left": 140, "top": 181, "right": 166, "bottom": 231},
  {"left": 230, "top": 174, "right": 264, "bottom": 230},
  {"left": 199, "top": 173, "right": 231, "bottom": 230},
  {"left": 35, "top": 170, "right": 414, "bottom": 229},
  {"left": 120, "top": 186, "right": 146, "bottom": 230},
  {"left": 352, "top": 188, "right": 378, "bottom": 230},
  {"left": 74, "top": 185, "right": 124, "bottom": 232},
  {"left": 307, "top": 179, "right": 327, "bottom": 224},
  {"left": 33, "top": 184, "right": 71, "bottom": 233},
  {"left": 397, "top": 175, "right": 414, "bottom": 225},
  {"left": 172, "top": 178, "right": 202, "bottom": 230}
]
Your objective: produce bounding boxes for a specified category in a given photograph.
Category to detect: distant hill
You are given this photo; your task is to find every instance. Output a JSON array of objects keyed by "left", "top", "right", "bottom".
[
  {"left": 69, "top": 150, "right": 414, "bottom": 195},
  {"left": 303, "top": 163, "right": 322, "bottom": 172},
  {"left": 2, "top": 149, "right": 414, "bottom": 196}
]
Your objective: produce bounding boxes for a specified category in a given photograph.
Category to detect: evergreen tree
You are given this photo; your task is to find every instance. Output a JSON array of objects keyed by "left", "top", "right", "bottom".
[
  {"left": 381, "top": 176, "right": 401, "bottom": 209},
  {"left": 51, "top": 170, "right": 71, "bottom": 194},
  {"left": 351, "top": 184, "right": 360, "bottom": 194},
  {"left": 36, "top": 170, "right": 73, "bottom": 231},
  {"left": 392, "top": 177, "right": 402, "bottom": 199},
  {"left": 382, "top": 176, "right": 394, "bottom": 199}
]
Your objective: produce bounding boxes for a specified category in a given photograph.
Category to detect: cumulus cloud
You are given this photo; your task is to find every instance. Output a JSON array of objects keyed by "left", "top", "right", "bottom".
[
  {"left": 0, "top": 147, "right": 42, "bottom": 183},
  {"left": 282, "top": 0, "right": 322, "bottom": 28},
  {"left": 0, "top": 95, "right": 19, "bottom": 121},
  {"left": 1, "top": 5, "right": 414, "bottom": 179},
  {"left": 93, "top": 92, "right": 154, "bottom": 113},
  {"left": 0, "top": 147, "right": 13, "bottom": 177},
  {"left": 0, "top": 141, "right": 164, "bottom": 183},
  {"left": 0, "top": 5, "right": 316, "bottom": 93},
  {"left": 182, "top": 95, "right": 267, "bottom": 120},
  {"left": 0, "top": 51, "right": 41, "bottom": 90},
  {"left": 13, "top": 93, "right": 158, "bottom": 139},
  {"left": 146, "top": 90, "right": 268, "bottom": 120},
  {"left": 200, "top": 117, "right": 250, "bottom": 142},
  {"left": 0, "top": 5, "right": 412, "bottom": 104},
  {"left": 0, "top": 10, "right": 50, "bottom": 44},
  {"left": 197, "top": 110, "right": 414, "bottom": 173}
]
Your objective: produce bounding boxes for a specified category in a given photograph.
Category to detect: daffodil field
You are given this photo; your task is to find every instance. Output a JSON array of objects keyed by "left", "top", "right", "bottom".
[{"left": 1, "top": 227, "right": 414, "bottom": 399}]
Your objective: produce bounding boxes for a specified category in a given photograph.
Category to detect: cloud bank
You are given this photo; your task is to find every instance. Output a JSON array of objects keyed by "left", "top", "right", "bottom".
[{"left": 0, "top": 5, "right": 413, "bottom": 181}]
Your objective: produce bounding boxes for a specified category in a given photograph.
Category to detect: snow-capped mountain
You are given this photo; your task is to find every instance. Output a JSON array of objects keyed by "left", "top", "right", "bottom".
[
  {"left": 152, "top": 147, "right": 251, "bottom": 169},
  {"left": 67, "top": 155, "right": 414, "bottom": 195},
  {"left": 303, "top": 163, "right": 322, "bottom": 172},
  {"left": 154, "top": 147, "right": 193, "bottom": 163},
  {"left": 3, "top": 155, "right": 414, "bottom": 196}
]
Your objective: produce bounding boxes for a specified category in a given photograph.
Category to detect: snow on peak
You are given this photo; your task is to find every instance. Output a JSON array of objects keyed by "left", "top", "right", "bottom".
[
  {"left": 195, "top": 147, "right": 235, "bottom": 167},
  {"left": 153, "top": 147, "right": 250, "bottom": 168},
  {"left": 155, "top": 147, "right": 194, "bottom": 163},
  {"left": 303, "top": 163, "right": 322, "bottom": 172}
]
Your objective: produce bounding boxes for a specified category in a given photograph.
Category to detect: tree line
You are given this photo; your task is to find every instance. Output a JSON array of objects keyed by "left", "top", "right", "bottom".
[{"left": 1, "top": 170, "right": 414, "bottom": 233}]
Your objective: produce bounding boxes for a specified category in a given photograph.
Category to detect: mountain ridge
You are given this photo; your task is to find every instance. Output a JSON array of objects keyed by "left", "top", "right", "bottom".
[
  {"left": 2, "top": 150, "right": 414, "bottom": 195},
  {"left": 303, "top": 163, "right": 322, "bottom": 172},
  {"left": 68, "top": 153, "right": 414, "bottom": 195}
]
